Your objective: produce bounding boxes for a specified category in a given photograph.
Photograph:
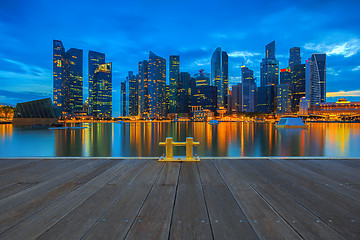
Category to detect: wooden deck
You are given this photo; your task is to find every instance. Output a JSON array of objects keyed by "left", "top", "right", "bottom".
[{"left": 0, "top": 158, "right": 359, "bottom": 239}]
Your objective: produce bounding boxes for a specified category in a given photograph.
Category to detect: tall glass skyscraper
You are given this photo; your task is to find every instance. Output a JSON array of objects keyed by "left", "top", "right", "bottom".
[
  {"left": 126, "top": 71, "right": 139, "bottom": 116},
  {"left": 211, "top": 47, "right": 228, "bottom": 108},
  {"left": 169, "top": 55, "right": 179, "bottom": 113},
  {"left": 93, "top": 63, "right": 112, "bottom": 119},
  {"left": 88, "top": 50, "right": 105, "bottom": 115},
  {"left": 260, "top": 41, "right": 279, "bottom": 86},
  {"left": 138, "top": 60, "right": 149, "bottom": 117},
  {"left": 241, "top": 66, "right": 257, "bottom": 112},
  {"left": 53, "top": 40, "right": 83, "bottom": 117},
  {"left": 177, "top": 72, "right": 191, "bottom": 114},
  {"left": 148, "top": 51, "right": 166, "bottom": 118},
  {"left": 291, "top": 64, "right": 306, "bottom": 113},
  {"left": 289, "top": 47, "right": 301, "bottom": 67},
  {"left": 306, "top": 54, "right": 326, "bottom": 106}
]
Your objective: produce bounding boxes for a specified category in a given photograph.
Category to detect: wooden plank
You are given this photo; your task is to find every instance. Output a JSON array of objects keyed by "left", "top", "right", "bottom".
[
  {"left": 169, "top": 163, "right": 213, "bottom": 240},
  {"left": 268, "top": 160, "right": 360, "bottom": 216},
  {"left": 0, "top": 160, "right": 116, "bottom": 234},
  {"left": 214, "top": 160, "right": 301, "bottom": 239},
  {"left": 125, "top": 162, "right": 180, "bottom": 240},
  {"left": 0, "top": 160, "right": 132, "bottom": 240},
  {"left": 0, "top": 160, "right": 92, "bottom": 213},
  {"left": 0, "top": 159, "right": 40, "bottom": 176},
  {"left": 82, "top": 161, "right": 164, "bottom": 240},
  {"left": 275, "top": 160, "right": 360, "bottom": 202},
  {"left": 0, "top": 160, "right": 72, "bottom": 187},
  {"left": 198, "top": 161, "right": 258, "bottom": 240},
  {"left": 36, "top": 160, "right": 149, "bottom": 240},
  {"left": 229, "top": 160, "right": 346, "bottom": 240},
  {"left": 0, "top": 160, "right": 84, "bottom": 200},
  {"left": 245, "top": 160, "right": 360, "bottom": 240}
]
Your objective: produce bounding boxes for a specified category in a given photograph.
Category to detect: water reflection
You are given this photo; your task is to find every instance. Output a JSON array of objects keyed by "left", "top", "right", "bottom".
[{"left": 0, "top": 122, "right": 360, "bottom": 157}]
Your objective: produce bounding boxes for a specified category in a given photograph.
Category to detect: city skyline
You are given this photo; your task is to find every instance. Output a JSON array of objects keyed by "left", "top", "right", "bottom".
[{"left": 1, "top": 0, "right": 360, "bottom": 116}]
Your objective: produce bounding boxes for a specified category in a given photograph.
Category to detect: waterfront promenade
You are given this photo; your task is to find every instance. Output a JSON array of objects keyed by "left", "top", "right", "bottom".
[{"left": 0, "top": 158, "right": 359, "bottom": 239}]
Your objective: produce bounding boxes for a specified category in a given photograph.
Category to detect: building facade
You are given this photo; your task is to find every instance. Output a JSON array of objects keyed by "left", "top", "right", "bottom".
[
  {"left": 289, "top": 47, "right": 301, "bottom": 67},
  {"left": 211, "top": 47, "right": 229, "bottom": 108},
  {"left": 306, "top": 54, "right": 326, "bottom": 106},
  {"left": 169, "top": 55, "right": 179, "bottom": 113},
  {"left": 148, "top": 51, "right": 166, "bottom": 118},
  {"left": 291, "top": 64, "right": 306, "bottom": 113},
  {"left": 88, "top": 50, "right": 105, "bottom": 115},
  {"left": 241, "top": 66, "right": 257, "bottom": 112},
  {"left": 138, "top": 60, "right": 149, "bottom": 117},
  {"left": 92, "top": 63, "right": 112, "bottom": 119},
  {"left": 53, "top": 40, "right": 83, "bottom": 117},
  {"left": 194, "top": 69, "right": 210, "bottom": 87},
  {"left": 260, "top": 41, "right": 279, "bottom": 87}
]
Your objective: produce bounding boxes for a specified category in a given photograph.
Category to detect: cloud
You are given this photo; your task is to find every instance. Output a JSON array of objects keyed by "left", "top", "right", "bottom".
[
  {"left": 0, "top": 89, "right": 51, "bottom": 105},
  {"left": 327, "top": 90, "right": 360, "bottom": 97},
  {"left": 228, "top": 51, "right": 261, "bottom": 58},
  {"left": 327, "top": 67, "right": 342, "bottom": 76},
  {"left": 352, "top": 66, "right": 360, "bottom": 71},
  {"left": 304, "top": 38, "right": 360, "bottom": 57}
]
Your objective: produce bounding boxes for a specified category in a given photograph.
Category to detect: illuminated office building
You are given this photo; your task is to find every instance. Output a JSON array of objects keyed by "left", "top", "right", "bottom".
[
  {"left": 148, "top": 51, "right": 166, "bottom": 118},
  {"left": 92, "top": 63, "right": 112, "bottom": 119},
  {"left": 289, "top": 47, "right": 301, "bottom": 67},
  {"left": 120, "top": 81, "right": 127, "bottom": 116},
  {"left": 231, "top": 83, "right": 242, "bottom": 112},
  {"left": 260, "top": 41, "right": 279, "bottom": 87},
  {"left": 291, "top": 64, "right": 306, "bottom": 113},
  {"left": 53, "top": 40, "right": 83, "bottom": 117},
  {"left": 194, "top": 69, "right": 210, "bottom": 87},
  {"left": 257, "top": 85, "right": 276, "bottom": 113},
  {"left": 126, "top": 71, "right": 139, "bottom": 116},
  {"left": 191, "top": 86, "right": 217, "bottom": 113},
  {"left": 88, "top": 50, "right": 105, "bottom": 115},
  {"left": 211, "top": 47, "right": 229, "bottom": 108},
  {"left": 241, "top": 66, "right": 257, "bottom": 112},
  {"left": 177, "top": 72, "right": 191, "bottom": 114},
  {"left": 306, "top": 54, "right": 326, "bottom": 106},
  {"left": 276, "top": 84, "right": 292, "bottom": 114},
  {"left": 169, "top": 55, "right": 179, "bottom": 113},
  {"left": 138, "top": 60, "right": 149, "bottom": 116},
  {"left": 280, "top": 67, "right": 291, "bottom": 84}
]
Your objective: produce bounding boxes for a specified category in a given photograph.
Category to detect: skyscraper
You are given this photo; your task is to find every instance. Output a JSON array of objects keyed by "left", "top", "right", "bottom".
[
  {"left": 148, "top": 51, "right": 166, "bottom": 118},
  {"left": 241, "top": 66, "right": 257, "bottom": 112},
  {"left": 53, "top": 40, "right": 83, "bottom": 117},
  {"left": 276, "top": 84, "right": 292, "bottom": 114},
  {"left": 177, "top": 72, "right": 191, "bottom": 114},
  {"left": 291, "top": 64, "right": 306, "bottom": 113},
  {"left": 120, "top": 81, "right": 127, "bottom": 116},
  {"left": 306, "top": 54, "right": 326, "bottom": 106},
  {"left": 289, "top": 47, "right": 301, "bottom": 67},
  {"left": 169, "top": 55, "right": 179, "bottom": 113},
  {"left": 126, "top": 71, "right": 139, "bottom": 116},
  {"left": 88, "top": 51, "right": 105, "bottom": 115},
  {"left": 194, "top": 69, "right": 210, "bottom": 87},
  {"left": 260, "top": 41, "right": 279, "bottom": 86},
  {"left": 231, "top": 83, "right": 242, "bottom": 112},
  {"left": 92, "top": 63, "right": 112, "bottom": 119},
  {"left": 138, "top": 60, "right": 149, "bottom": 116},
  {"left": 211, "top": 47, "right": 229, "bottom": 108}
]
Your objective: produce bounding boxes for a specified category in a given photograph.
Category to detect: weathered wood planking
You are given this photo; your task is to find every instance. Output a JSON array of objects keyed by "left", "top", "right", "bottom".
[
  {"left": 245, "top": 160, "right": 360, "bottom": 240},
  {"left": 36, "top": 160, "right": 149, "bottom": 240},
  {"left": 169, "top": 162, "right": 213, "bottom": 240},
  {"left": 0, "top": 158, "right": 359, "bottom": 240},
  {"left": 82, "top": 161, "right": 164, "bottom": 240},
  {"left": 229, "top": 160, "right": 346, "bottom": 240},
  {"left": 198, "top": 160, "right": 258, "bottom": 240},
  {"left": 0, "top": 160, "right": 132, "bottom": 240},
  {"left": 214, "top": 160, "right": 301, "bottom": 239}
]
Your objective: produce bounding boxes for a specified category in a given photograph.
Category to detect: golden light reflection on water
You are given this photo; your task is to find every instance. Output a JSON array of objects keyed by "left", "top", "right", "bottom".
[{"left": 0, "top": 122, "right": 360, "bottom": 157}]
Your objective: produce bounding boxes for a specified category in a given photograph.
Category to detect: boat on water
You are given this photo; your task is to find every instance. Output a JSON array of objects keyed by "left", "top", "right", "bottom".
[
  {"left": 208, "top": 120, "right": 219, "bottom": 125},
  {"left": 275, "top": 117, "right": 308, "bottom": 128}
]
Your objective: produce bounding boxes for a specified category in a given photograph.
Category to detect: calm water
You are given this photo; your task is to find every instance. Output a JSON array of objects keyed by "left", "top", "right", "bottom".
[{"left": 0, "top": 122, "right": 360, "bottom": 157}]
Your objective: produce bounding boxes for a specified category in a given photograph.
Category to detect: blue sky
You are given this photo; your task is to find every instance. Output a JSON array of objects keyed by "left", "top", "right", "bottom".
[{"left": 1, "top": 0, "right": 360, "bottom": 115}]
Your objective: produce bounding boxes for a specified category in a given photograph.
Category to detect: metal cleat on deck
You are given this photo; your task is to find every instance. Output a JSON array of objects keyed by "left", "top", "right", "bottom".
[{"left": 159, "top": 137, "right": 200, "bottom": 162}]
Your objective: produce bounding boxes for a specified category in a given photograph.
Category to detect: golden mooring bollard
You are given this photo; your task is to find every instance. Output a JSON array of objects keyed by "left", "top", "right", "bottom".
[{"left": 159, "top": 137, "right": 200, "bottom": 162}]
